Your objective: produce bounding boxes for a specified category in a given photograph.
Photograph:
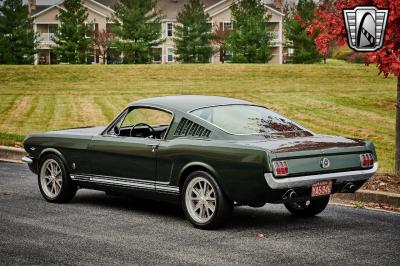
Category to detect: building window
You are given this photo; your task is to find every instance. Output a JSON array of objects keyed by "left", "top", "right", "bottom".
[
  {"left": 152, "top": 48, "right": 162, "bottom": 63},
  {"left": 86, "top": 23, "right": 98, "bottom": 37},
  {"left": 206, "top": 21, "right": 213, "bottom": 32},
  {"left": 86, "top": 49, "right": 95, "bottom": 64},
  {"left": 166, "top": 22, "right": 173, "bottom": 37},
  {"left": 224, "top": 49, "right": 232, "bottom": 62},
  {"left": 223, "top": 21, "right": 232, "bottom": 30},
  {"left": 48, "top": 24, "right": 58, "bottom": 42},
  {"left": 167, "top": 47, "right": 174, "bottom": 62}
]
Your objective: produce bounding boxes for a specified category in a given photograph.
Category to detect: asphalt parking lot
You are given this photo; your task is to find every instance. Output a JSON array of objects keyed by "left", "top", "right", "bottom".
[{"left": 0, "top": 162, "right": 399, "bottom": 265}]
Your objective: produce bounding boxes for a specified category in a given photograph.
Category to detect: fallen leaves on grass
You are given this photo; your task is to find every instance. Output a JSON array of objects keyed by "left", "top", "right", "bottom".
[
  {"left": 256, "top": 232, "right": 265, "bottom": 238},
  {"left": 362, "top": 173, "right": 400, "bottom": 194}
]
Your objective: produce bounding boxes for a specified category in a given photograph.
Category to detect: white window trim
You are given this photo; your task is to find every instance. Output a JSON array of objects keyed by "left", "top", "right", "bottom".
[
  {"left": 166, "top": 22, "right": 174, "bottom": 38},
  {"left": 166, "top": 47, "right": 174, "bottom": 63},
  {"left": 222, "top": 21, "right": 232, "bottom": 30}
]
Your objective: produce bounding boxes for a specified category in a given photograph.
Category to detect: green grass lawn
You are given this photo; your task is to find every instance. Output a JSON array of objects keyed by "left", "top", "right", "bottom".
[{"left": 0, "top": 62, "right": 396, "bottom": 173}]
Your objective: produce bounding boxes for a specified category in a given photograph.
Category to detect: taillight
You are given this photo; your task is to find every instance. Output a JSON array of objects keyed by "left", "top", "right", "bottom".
[
  {"left": 273, "top": 161, "right": 289, "bottom": 176},
  {"left": 360, "top": 153, "right": 374, "bottom": 168}
]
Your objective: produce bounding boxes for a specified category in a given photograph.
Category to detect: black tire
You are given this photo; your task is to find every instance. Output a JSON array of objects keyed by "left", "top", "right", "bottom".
[
  {"left": 38, "top": 154, "right": 77, "bottom": 203},
  {"left": 182, "top": 171, "right": 233, "bottom": 229},
  {"left": 284, "top": 196, "right": 330, "bottom": 217}
]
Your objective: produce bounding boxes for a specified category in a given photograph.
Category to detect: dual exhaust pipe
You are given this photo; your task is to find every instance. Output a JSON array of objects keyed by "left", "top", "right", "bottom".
[
  {"left": 282, "top": 182, "right": 356, "bottom": 201},
  {"left": 342, "top": 182, "right": 356, "bottom": 193},
  {"left": 282, "top": 189, "right": 297, "bottom": 201}
]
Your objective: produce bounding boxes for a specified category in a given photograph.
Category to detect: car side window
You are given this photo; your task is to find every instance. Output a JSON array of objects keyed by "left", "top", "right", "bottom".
[
  {"left": 107, "top": 107, "right": 173, "bottom": 139},
  {"left": 121, "top": 108, "right": 172, "bottom": 128}
]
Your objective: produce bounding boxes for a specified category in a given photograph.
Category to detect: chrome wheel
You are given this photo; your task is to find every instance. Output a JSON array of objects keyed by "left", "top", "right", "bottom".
[
  {"left": 185, "top": 177, "right": 216, "bottom": 223},
  {"left": 40, "top": 159, "right": 62, "bottom": 199}
]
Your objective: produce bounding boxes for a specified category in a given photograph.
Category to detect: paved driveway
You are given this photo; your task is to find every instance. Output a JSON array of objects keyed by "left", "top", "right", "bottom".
[{"left": 0, "top": 162, "right": 399, "bottom": 265}]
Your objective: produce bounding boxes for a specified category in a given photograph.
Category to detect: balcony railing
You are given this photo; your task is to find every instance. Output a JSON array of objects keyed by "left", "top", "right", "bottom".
[{"left": 38, "top": 33, "right": 55, "bottom": 43}]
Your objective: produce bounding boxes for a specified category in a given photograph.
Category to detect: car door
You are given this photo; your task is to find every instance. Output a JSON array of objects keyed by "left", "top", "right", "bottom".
[
  {"left": 87, "top": 107, "right": 172, "bottom": 191},
  {"left": 88, "top": 135, "right": 159, "bottom": 189}
]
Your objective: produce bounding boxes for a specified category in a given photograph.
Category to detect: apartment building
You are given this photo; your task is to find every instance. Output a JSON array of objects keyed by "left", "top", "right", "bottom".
[{"left": 31, "top": 0, "right": 285, "bottom": 64}]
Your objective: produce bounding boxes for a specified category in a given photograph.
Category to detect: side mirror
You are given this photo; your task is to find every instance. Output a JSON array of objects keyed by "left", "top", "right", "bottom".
[{"left": 113, "top": 126, "right": 120, "bottom": 136}]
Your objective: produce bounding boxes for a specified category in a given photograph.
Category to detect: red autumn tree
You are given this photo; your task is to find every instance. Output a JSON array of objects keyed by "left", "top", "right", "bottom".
[
  {"left": 212, "top": 24, "right": 231, "bottom": 64},
  {"left": 307, "top": 0, "right": 400, "bottom": 173},
  {"left": 92, "top": 29, "right": 114, "bottom": 64}
]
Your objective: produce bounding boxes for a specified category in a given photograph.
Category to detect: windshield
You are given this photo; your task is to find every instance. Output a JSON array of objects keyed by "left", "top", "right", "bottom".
[{"left": 190, "top": 105, "right": 313, "bottom": 138}]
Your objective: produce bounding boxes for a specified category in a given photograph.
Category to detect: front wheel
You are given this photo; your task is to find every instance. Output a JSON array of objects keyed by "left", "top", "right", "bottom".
[
  {"left": 182, "top": 171, "right": 233, "bottom": 229},
  {"left": 284, "top": 196, "right": 330, "bottom": 217},
  {"left": 38, "top": 154, "right": 77, "bottom": 203}
]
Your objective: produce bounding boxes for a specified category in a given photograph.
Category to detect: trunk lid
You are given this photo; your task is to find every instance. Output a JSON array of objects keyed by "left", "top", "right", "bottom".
[{"left": 242, "top": 135, "right": 371, "bottom": 176}]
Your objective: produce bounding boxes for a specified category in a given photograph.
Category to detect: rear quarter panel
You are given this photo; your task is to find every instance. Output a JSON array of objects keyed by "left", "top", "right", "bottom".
[{"left": 157, "top": 138, "right": 270, "bottom": 203}]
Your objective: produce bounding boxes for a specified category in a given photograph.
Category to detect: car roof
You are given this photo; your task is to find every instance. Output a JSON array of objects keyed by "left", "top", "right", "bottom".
[{"left": 129, "top": 95, "right": 255, "bottom": 112}]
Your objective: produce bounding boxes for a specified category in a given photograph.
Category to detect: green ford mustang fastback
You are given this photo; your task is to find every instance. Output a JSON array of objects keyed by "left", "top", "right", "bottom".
[{"left": 22, "top": 95, "right": 378, "bottom": 229}]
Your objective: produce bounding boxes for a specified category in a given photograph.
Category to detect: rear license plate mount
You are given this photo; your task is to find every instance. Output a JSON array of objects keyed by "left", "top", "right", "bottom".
[{"left": 311, "top": 180, "right": 332, "bottom": 197}]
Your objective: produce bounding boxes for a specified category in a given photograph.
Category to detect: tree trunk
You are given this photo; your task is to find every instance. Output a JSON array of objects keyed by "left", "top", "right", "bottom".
[{"left": 396, "top": 77, "right": 400, "bottom": 174}]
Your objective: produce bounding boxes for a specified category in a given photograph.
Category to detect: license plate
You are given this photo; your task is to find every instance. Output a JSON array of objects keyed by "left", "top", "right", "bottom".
[{"left": 311, "top": 180, "right": 332, "bottom": 197}]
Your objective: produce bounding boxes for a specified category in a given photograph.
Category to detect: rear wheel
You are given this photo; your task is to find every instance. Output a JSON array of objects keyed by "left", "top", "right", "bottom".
[
  {"left": 182, "top": 171, "right": 232, "bottom": 229},
  {"left": 38, "top": 154, "right": 77, "bottom": 203},
  {"left": 284, "top": 196, "right": 330, "bottom": 217}
]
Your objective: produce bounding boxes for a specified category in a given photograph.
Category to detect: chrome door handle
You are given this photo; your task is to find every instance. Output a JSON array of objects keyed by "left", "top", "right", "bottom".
[{"left": 146, "top": 143, "right": 159, "bottom": 152}]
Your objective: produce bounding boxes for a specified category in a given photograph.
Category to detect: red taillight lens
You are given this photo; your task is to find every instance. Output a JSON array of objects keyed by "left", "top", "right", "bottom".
[
  {"left": 360, "top": 153, "right": 374, "bottom": 168},
  {"left": 273, "top": 161, "right": 289, "bottom": 176}
]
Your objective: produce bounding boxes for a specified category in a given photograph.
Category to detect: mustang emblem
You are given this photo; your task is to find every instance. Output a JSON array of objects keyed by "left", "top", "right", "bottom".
[{"left": 320, "top": 158, "right": 330, "bottom": 169}]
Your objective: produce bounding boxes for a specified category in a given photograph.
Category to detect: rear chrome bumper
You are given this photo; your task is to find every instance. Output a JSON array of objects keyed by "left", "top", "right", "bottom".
[
  {"left": 21, "top": 156, "right": 33, "bottom": 164},
  {"left": 264, "top": 162, "right": 378, "bottom": 190}
]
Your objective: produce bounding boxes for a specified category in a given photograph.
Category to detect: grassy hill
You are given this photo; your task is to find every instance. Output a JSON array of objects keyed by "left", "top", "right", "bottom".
[{"left": 0, "top": 63, "right": 396, "bottom": 172}]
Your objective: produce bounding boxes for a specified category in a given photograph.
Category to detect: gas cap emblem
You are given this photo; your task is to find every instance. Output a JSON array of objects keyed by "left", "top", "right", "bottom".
[{"left": 320, "top": 158, "right": 330, "bottom": 169}]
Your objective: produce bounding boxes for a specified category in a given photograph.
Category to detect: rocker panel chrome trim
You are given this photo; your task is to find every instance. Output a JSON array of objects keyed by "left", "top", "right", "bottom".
[
  {"left": 70, "top": 174, "right": 179, "bottom": 193},
  {"left": 264, "top": 162, "right": 378, "bottom": 189}
]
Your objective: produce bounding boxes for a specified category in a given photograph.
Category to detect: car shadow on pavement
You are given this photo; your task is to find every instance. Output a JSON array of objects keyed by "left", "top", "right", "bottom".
[
  {"left": 70, "top": 189, "right": 346, "bottom": 231},
  {"left": 71, "top": 190, "right": 186, "bottom": 219}
]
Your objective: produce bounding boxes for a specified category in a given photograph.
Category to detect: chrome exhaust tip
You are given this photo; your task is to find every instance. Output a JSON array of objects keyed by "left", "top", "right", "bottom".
[
  {"left": 282, "top": 189, "right": 297, "bottom": 201},
  {"left": 342, "top": 183, "right": 356, "bottom": 193}
]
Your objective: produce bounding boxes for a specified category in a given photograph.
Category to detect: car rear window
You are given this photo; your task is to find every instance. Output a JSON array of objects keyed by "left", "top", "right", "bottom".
[{"left": 190, "top": 105, "right": 313, "bottom": 137}]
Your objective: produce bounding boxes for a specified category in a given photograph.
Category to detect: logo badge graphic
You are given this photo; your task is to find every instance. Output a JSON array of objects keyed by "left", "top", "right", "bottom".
[
  {"left": 343, "top": 6, "right": 389, "bottom": 52},
  {"left": 320, "top": 158, "right": 330, "bottom": 169}
]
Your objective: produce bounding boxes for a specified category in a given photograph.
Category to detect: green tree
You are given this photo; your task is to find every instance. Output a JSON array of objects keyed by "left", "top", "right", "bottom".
[
  {"left": 285, "top": 0, "right": 322, "bottom": 64},
  {"left": 112, "top": 0, "right": 163, "bottom": 64},
  {"left": 227, "top": 0, "right": 272, "bottom": 63},
  {"left": 174, "top": 0, "right": 213, "bottom": 63},
  {"left": 0, "top": 0, "right": 37, "bottom": 64},
  {"left": 52, "top": 0, "right": 92, "bottom": 64}
]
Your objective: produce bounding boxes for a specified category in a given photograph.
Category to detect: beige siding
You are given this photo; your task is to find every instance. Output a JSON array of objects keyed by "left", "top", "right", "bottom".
[{"left": 34, "top": 7, "right": 59, "bottom": 23}]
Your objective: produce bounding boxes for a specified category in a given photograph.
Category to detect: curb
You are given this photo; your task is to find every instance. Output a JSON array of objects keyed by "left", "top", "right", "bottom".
[
  {"left": 332, "top": 189, "right": 400, "bottom": 208},
  {"left": 0, "top": 145, "right": 26, "bottom": 163}
]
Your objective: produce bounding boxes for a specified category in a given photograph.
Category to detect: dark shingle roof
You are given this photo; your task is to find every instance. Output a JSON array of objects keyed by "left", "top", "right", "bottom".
[{"left": 31, "top": 5, "right": 52, "bottom": 16}]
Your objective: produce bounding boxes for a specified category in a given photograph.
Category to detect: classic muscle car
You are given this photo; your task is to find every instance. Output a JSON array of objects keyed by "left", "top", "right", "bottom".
[{"left": 22, "top": 95, "right": 378, "bottom": 229}]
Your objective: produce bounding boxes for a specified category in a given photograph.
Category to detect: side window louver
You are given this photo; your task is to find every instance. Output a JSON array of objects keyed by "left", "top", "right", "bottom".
[{"left": 174, "top": 118, "right": 211, "bottom": 138}]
